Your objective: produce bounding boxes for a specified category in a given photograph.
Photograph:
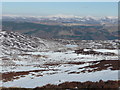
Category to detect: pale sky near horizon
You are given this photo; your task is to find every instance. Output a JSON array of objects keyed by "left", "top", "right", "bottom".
[
  {"left": 2, "top": 2, "right": 118, "bottom": 17},
  {"left": 1, "top": 0, "right": 119, "bottom": 2}
]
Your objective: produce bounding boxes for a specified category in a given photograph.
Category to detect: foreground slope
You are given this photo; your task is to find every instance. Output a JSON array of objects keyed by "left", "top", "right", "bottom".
[{"left": 0, "top": 31, "right": 119, "bottom": 88}]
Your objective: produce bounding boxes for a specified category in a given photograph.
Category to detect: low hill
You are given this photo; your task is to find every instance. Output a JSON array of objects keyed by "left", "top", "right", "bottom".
[{"left": 2, "top": 21, "right": 118, "bottom": 40}]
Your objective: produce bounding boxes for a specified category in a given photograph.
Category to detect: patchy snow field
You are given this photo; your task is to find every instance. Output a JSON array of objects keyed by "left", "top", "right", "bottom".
[
  {"left": 1, "top": 31, "right": 119, "bottom": 88},
  {"left": 1, "top": 48, "right": 119, "bottom": 88},
  {"left": 2, "top": 70, "right": 119, "bottom": 88}
]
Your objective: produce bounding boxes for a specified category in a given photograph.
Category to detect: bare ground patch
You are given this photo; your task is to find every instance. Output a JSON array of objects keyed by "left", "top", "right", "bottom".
[
  {"left": 68, "top": 60, "right": 120, "bottom": 74},
  {"left": 1, "top": 80, "right": 120, "bottom": 89},
  {"left": 36, "top": 80, "right": 120, "bottom": 89},
  {"left": 2, "top": 69, "right": 58, "bottom": 82}
]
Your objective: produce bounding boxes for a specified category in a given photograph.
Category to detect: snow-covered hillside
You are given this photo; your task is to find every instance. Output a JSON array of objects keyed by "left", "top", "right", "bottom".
[
  {"left": 0, "top": 30, "right": 63, "bottom": 74},
  {"left": 0, "top": 31, "right": 119, "bottom": 88},
  {"left": 1, "top": 30, "right": 62, "bottom": 52}
]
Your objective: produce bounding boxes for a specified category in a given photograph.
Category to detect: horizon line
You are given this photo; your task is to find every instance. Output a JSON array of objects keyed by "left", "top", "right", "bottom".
[{"left": 2, "top": 14, "right": 118, "bottom": 18}]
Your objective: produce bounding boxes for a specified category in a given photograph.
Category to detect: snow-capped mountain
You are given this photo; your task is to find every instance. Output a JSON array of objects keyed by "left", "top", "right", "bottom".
[{"left": 2, "top": 15, "right": 117, "bottom": 25}]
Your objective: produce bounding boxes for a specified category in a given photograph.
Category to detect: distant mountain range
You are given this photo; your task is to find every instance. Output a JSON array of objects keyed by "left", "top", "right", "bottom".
[
  {"left": 2, "top": 15, "right": 118, "bottom": 40},
  {"left": 2, "top": 15, "right": 118, "bottom": 25}
]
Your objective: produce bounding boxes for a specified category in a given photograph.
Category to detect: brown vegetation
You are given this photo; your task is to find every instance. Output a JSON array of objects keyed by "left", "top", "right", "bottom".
[
  {"left": 44, "top": 61, "right": 85, "bottom": 66},
  {"left": 35, "top": 80, "right": 120, "bottom": 89},
  {"left": 79, "top": 60, "right": 120, "bottom": 73},
  {"left": 1, "top": 80, "right": 120, "bottom": 90},
  {"left": 68, "top": 60, "right": 120, "bottom": 74},
  {"left": 2, "top": 69, "right": 58, "bottom": 82}
]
